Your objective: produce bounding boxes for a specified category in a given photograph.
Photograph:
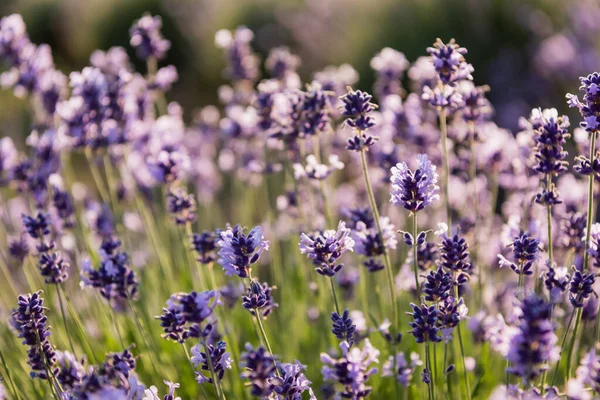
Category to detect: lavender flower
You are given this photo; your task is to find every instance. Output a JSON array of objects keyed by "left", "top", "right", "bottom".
[
  {"left": 143, "top": 381, "right": 181, "bottom": 400},
  {"left": 370, "top": 48, "right": 409, "bottom": 99},
  {"left": 390, "top": 153, "right": 440, "bottom": 212},
  {"left": 81, "top": 238, "right": 138, "bottom": 303},
  {"left": 331, "top": 309, "right": 357, "bottom": 346},
  {"left": 340, "top": 88, "right": 379, "bottom": 151},
  {"left": 272, "top": 362, "right": 317, "bottom": 400},
  {"left": 38, "top": 252, "right": 69, "bottom": 284},
  {"left": 506, "top": 294, "right": 559, "bottom": 382},
  {"left": 437, "top": 226, "right": 473, "bottom": 287},
  {"left": 320, "top": 339, "right": 379, "bottom": 399},
  {"left": 217, "top": 225, "right": 269, "bottom": 277},
  {"left": 422, "top": 267, "right": 453, "bottom": 302},
  {"left": 129, "top": 14, "right": 171, "bottom": 61},
  {"left": 190, "top": 341, "right": 232, "bottom": 385},
  {"left": 12, "top": 291, "right": 58, "bottom": 380},
  {"left": 299, "top": 221, "right": 355, "bottom": 277},
  {"left": 157, "top": 290, "right": 220, "bottom": 343},
  {"left": 293, "top": 154, "right": 344, "bottom": 181},
  {"left": 407, "top": 303, "right": 441, "bottom": 343},
  {"left": 426, "top": 38, "right": 473, "bottom": 86},
  {"left": 544, "top": 263, "right": 571, "bottom": 301},
  {"left": 215, "top": 27, "right": 259, "bottom": 82},
  {"left": 340, "top": 89, "right": 378, "bottom": 131},
  {"left": 265, "top": 47, "right": 300, "bottom": 81},
  {"left": 8, "top": 235, "right": 29, "bottom": 261},
  {"left": 191, "top": 231, "right": 218, "bottom": 264},
  {"left": 569, "top": 270, "right": 595, "bottom": 308},
  {"left": 241, "top": 343, "right": 277, "bottom": 397},
  {"left": 566, "top": 72, "right": 600, "bottom": 132},
  {"left": 166, "top": 186, "right": 197, "bottom": 225},
  {"left": 561, "top": 211, "right": 587, "bottom": 252},
  {"left": 382, "top": 352, "right": 422, "bottom": 387},
  {"left": 498, "top": 232, "right": 540, "bottom": 276},
  {"left": 241, "top": 281, "right": 278, "bottom": 319}
]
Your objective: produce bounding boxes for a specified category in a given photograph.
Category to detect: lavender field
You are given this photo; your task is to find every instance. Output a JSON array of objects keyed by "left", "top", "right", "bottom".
[{"left": 1, "top": 2, "right": 600, "bottom": 399}]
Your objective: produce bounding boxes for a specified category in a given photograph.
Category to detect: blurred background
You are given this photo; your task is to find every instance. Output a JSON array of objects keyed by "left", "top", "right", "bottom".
[{"left": 0, "top": 0, "right": 598, "bottom": 135}]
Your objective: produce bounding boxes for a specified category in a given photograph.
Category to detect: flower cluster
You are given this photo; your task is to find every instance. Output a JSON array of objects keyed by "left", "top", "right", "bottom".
[
  {"left": 166, "top": 186, "right": 197, "bottom": 225},
  {"left": 340, "top": 88, "right": 379, "bottom": 151},
  {"left": 129, "top": 14, "right": 171, "bottom": 61},
  {"left": 191, "top": 341, "right": 233, "bottom": 385},
  {"left": 217, "top": 225, "right": 269, "bottom": 278},
  {"left": 157, "top": 290, "right": 220, "bottom": 343},
  {"left": 81, "top": 238, "right": 139, "bottom": 303},
  {"left": 506, "top": 295, "right": 559, "bottom": 382},
  {"left": 321, "top": 339, "right": 380, "bottom": 399},
  {"left": 349, "top": 210, "right": 397, "bottom": 273},
  {"left": 331, "top": 308, "right": 357, "bottom": 346},
  {"left": 12, "top": 291, "right": 58, "bottom": 380},
  {"left": 567, "top": 72, "right": 600, "bottom": 132},
  {"left": 382, "top": 352, "right": 422, "bottom": 387},
  {"left": 299, "top": 221, "right": 355, "bottom": 276},
  {"left": 242, "top": 280, "right": 278, "bottom": 319},
  {"left": 498, "top": 232, "right": 540, "bottom": 276},
  {"left": 390, "top": 154, "right": 440, "bottom": 212}
]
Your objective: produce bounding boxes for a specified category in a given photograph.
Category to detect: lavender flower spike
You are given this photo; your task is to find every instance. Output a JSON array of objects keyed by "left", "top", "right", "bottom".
[
  {"left": 217, "top": 225, "right": 269, "bottom": 277},
  {"left": 390, "top": 153, "right": 440, "bottom": 213},
  {"left": 299, "top": 221, "right": 355, "bottom": 277}
]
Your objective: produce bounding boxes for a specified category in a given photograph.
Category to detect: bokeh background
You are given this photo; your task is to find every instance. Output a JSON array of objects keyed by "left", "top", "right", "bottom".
[{"left": 0, "top": 0, "right": 598, "bottom": 139}]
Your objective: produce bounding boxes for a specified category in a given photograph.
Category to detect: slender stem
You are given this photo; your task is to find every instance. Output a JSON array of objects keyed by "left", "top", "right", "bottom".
[
  {"left": 433, "top": 342, "right": 438, "bottom": 399},
  {"left": 59, "top": 285, "right": 99, "bottom": 364},
  {"left": 566, "top": 308, "right": 583, "bottom": 380},
  {"left": 329, "top": 276, "right": 341, "bottom": 315},
  {"left": 551, "top": 309, "right": 576, "bottom": 386},
  {"left": 468, "top": 124, "right": 483, "bottom": 309},
  {"left": 0, "top": 346, "right": 21, "bottom": 400},
  {"left": 454, "top": 281, "right": 471, "bottom": 400},
  {"left": 426, "top": 342, "right": 433, "bottom": 400},
  {"left": 202, "top": 340, "right": 227, "bottom": 400},
  {"left": 84, "top": 148, "right": 110, "bottom": 204},
  {"left": 359, "top": 144, "right": 400, "bottom": 400},
  {"left": 126, "top": 298, "right": 162, "bottom": 377},
  {"left": 55, "top": 284, "right": 76, "bottom": 356},
  {"left": 108, "top": 307, "right": 125, "bottom": 349},
  {"left": 438, "top": 106, "right": 451, "bottom": 228},
  {"left": 584, "top": 132, "right": 597, "bottom": 272},
  {"left": 444, "top": 343, "right": 454, "bottom": 400},
  {"left": 546, "top": 177, "right": 553, "bottom": 266},
  {"left": 412, "top": 213, "right": 421, "bottom": 299},
  {"left": 182, "top": 343, "right": 209, "bottom": 400},
  {"left": 254, "top": 312, "right": 281, "bottom": 379}
]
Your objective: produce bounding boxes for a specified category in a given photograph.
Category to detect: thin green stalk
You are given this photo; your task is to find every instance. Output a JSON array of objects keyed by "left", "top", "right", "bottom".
[
  {"left": 59, "top": 285, "right": 98, "bottom": 364},
  {"left": 551, "top": 309, "right": 576, "bottom": 386},
  {"left": 182, "top": 343, "right": 209, "bottom": 400},
  {"left": 438, "top": 106, "right": 451, "bottom": 228},
  {"left": 84, "top": 148, "right": 110, "bottom": 205},
  {"left": 55, "top": 284, "right": 76, "bottom": 356},
  {"left": 0, "top": 346, "right": 21, "bottom": 400},
  {"left": 426, "top": 342, "right": 433, "bottom": 400},
  {"left": 126, "top": 298, "right": 162, "bottom": 378},
  {"left": 454, "top": 282, "right": 471, "bottom": 400},
  {"left": 329, "top": 276, "right": 341, "bottom": 315},
  {"left": 584, "top": 132, "right": 597, "bottom": 272},
  {"left": 359, "top": 143, "right": 400, "bottom": 400},
  {"left": 444, "top": 342, "right": 454, "bottom": 400},
  {"left": 433, "top": 342, "right": 438, "bottom": 399},
  {"left": 566, "top": 308, "right": 583, "bottom": 380},
  {"left": 108, "top": 307, "right": 125, "bottom": 349},
  {"left": 412, "top": 213, "right": 421, "bottom": 299},
  {"left": 202, "top": 340, "right": 227, "bottom": 400}
]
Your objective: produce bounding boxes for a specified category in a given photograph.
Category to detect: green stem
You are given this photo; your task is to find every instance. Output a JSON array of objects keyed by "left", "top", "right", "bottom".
[
  {"left": 182, "top": 343, "right": 209, "bottom": 400},
  {"left": 454, "top": 282, "right": 471, "bottom": 400},
  {"left": 329, "top": 276, "right": 341, "bottom": 315},
  {"left": 551, "top": 309, "right": 576, "bottom": 387},
  {"left": 412, "top": 213, "right": 421, "bottom": 300},
  {"left": 426, "top": 342, "right": 433, "bottom": 400},
  {"left": 108, "top": 307, "right": 125, "bottom": 349},
  {"left": 439, "top": 106, "right": 451, "bottom": 228},
  {"left": 202, "top": 339, "right": 227, "bottom": 400},
  {"left": 254, "top": 311, "right": 281, "bottom": 379},
  {"left": 0, "top": 346, "right": 21, "bottom": 400},
  {"left": 59, "top": 285, "right": 99, "bottom": 364},
  {"left": 55, "top": 284, "right": 76, "bottom": 356},
  {"left": 84, "top": 148, "right": 110, "bottom": 205},
  {"left": 566, "top": 308, "right": 583, "bottom": 381},
  {"left": 584, "top": 132, "right": 597, "bottom": 273},
  {"left": 359, "top": 144, "right": 400, "bottom": 400}
]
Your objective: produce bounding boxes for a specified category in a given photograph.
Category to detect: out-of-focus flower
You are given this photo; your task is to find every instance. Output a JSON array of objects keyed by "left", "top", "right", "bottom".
[{"left": 129, "top": 14, "right": 171, "bottom": 61}]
